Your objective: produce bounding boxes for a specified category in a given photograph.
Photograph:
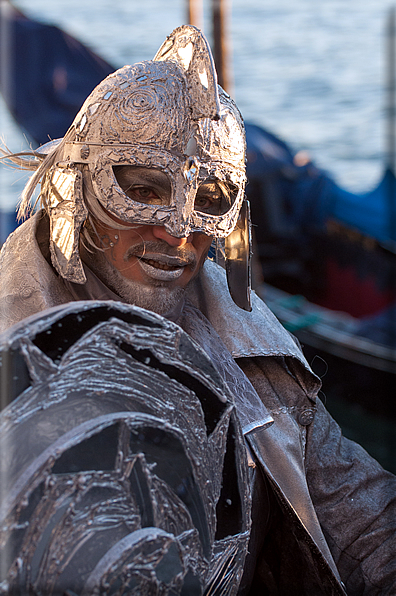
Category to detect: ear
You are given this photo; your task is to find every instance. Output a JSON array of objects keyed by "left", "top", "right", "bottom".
[
  {"left": 225, "top": 199, "right": 252, "bottom": 311},
  {"left": 154, "top": 25, "right": 221, "bottom": 121}
]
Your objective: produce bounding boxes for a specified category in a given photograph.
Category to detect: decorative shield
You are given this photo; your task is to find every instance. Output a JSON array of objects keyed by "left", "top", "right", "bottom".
[{"left": 0, "top": 301, "right": 250, "bottom": 595}]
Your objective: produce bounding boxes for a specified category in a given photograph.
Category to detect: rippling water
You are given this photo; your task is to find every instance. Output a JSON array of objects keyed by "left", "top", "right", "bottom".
[{"left": 1, "top": 0, "right": 394, "bottom": 208}]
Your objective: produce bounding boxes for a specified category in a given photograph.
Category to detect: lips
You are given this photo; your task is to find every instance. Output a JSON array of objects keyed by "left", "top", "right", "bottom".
[
  {"left": 124, "top": 243, "right": 197, "bottom": 281},
  {"left": 137, "top": 253, "right": 193, "bottom": 281}
]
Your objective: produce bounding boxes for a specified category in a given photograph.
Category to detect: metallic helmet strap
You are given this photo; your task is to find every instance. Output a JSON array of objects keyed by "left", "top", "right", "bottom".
[{"left": 225, "top": 199, "right": 252, "bottom": 311}]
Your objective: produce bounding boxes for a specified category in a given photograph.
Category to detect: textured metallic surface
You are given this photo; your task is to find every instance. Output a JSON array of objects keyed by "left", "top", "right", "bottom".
[
  {"left": 0, "top": 301, "right": 251, "bottom": 595},
  {"left": 46, "top": 167, "right": 88, "bottom": 284},
  {"left": 225, "top": 200, "right": 252, "bottom": 311},
  {"left": 153, "top": 25, "right": 221, "bottom": 121},
  {"left": 61, "top": 25, "right": 246, "bottom": 238},
  {"left": 61, "top": 71, "right": 245, "bottom": 237},
  {"left": 187, "top": 260, "right": 320, "bottom": 385}
]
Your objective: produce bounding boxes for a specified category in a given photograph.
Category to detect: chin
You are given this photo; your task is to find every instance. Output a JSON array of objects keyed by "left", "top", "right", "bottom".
[
  {"left": 85, "top": 250, "right": 187, "bottom": 315},
  {"left": 118, "top": 282, "right": 186, "bottom": 316}
]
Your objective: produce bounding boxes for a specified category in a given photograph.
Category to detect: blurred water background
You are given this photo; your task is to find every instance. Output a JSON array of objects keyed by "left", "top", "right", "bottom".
[{"left": 0, "top": 0, "right": 395, "bottom": 210}]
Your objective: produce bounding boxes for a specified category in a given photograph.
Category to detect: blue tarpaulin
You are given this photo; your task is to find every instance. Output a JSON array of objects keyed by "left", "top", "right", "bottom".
[
  {"left": 331, "top": 168, "right": 396, "bottom": 246},
  {"left": 245, "top": 123, "right": 396, "bottom": 246},
  {"left": 0, "top": 2, "right": 114, "bottom": 146}
]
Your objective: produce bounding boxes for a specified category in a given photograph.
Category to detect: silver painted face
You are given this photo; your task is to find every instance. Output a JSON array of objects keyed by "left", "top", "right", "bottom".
[{"left": 62, "top": 59, "right": 246, "bottom": 238}]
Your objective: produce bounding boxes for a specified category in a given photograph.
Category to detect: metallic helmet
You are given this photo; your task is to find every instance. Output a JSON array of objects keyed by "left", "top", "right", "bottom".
[{"left": 42, "top": 25, "right": 252, "bottom": 309}]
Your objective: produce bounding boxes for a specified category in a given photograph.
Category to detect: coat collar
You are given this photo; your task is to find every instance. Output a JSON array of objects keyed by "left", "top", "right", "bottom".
[{"left": 186, "top": 260, "right": 321, "bottom": 399}]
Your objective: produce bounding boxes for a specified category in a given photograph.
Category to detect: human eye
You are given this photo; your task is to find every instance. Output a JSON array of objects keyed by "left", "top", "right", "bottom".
[
  {"left": 194, "top": 181, "right": 237, "bottom": 215},
  {"left": 194, "top": 194, "right": 218, "bottom": 211},
  {"left": 129, "top": 185, "right": 163, "bottom": 204},
  {"left": 113, "top": 165, "right": 171, "bottom": 206}
]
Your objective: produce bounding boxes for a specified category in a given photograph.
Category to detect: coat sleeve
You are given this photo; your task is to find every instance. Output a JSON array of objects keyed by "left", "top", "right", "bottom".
[
  {"left": 237, "top": 354, "right": 395, "bottom": 595},
  {"left": 305, "top": 396, "right": 396, "bottom": 595}
]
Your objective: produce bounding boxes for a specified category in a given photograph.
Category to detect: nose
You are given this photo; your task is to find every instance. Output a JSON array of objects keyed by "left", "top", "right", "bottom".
[{"left": 152, "top": 226, "right": 192, "bottom": 246}]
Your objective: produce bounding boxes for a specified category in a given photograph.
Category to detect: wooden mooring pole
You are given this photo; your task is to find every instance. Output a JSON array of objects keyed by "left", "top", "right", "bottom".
[
  {"left": 186, "top": 0, "right": 232, "bottom": 93},
  {"left": 187, "top": 0, "right": 203, "bottom": 29},
  {"left": 211, "top": 0, "right": 232, "bottom": 92}
]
